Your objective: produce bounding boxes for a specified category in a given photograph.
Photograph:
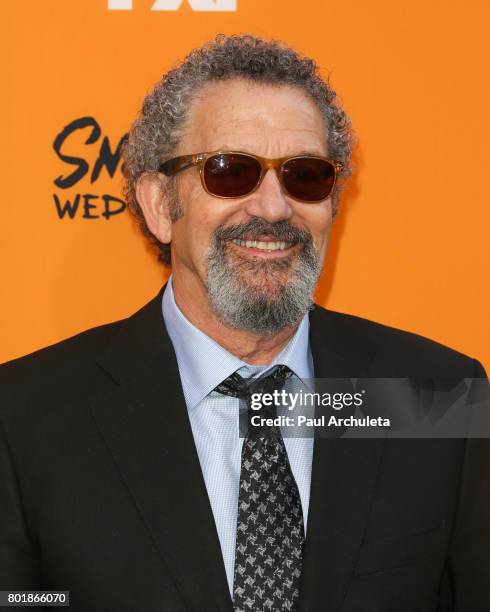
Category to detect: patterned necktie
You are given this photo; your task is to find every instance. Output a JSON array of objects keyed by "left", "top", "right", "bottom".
[{"left": 215, "top": 366, "right": 305, "bottom": 612}]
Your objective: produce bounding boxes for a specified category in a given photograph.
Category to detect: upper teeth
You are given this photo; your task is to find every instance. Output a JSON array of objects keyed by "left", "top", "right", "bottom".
[{"left": 232, "top": 239, "right": 292, "bottom": 251}]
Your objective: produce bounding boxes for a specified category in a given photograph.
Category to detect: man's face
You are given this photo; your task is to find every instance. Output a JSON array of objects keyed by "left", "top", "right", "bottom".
[{"left": 167, "top": 79, "right": 333, "bottom": 331}]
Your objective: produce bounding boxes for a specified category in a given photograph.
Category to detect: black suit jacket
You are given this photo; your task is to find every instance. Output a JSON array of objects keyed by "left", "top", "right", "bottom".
[{"left": 1, "top": 288, "right": 489, "bottom": 611}]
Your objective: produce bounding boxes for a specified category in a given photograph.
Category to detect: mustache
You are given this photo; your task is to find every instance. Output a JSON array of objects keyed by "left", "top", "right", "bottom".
[{"left": 213, "top": 218, "right": 313, "bottom": 244}]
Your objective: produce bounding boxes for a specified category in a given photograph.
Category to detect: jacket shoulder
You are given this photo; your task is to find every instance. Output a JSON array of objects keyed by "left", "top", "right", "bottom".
[
  {"left": 0, "top": 319, "right": 125, "bottom": 415},
  {"left": 311, "top": 305, "right": 484, "bottom": 377}
]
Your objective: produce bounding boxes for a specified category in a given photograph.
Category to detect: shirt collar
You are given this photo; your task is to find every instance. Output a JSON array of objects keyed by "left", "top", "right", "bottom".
[{"left": 162, "top": 276, "right": 313, "bottom": 411}]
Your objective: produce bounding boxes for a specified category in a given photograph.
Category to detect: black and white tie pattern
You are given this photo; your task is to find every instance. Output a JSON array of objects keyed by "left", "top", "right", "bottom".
[{"left": 216, "top": 366, "right": 304, "bottom": 612}]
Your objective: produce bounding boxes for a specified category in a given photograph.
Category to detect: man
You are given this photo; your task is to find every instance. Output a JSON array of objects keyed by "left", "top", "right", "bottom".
[{"left": 1, "top": 34, "right": 489, "bottom": 612}]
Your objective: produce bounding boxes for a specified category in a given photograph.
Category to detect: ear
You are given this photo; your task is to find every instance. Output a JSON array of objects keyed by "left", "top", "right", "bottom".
[{"left": 136, "top": 173, "right": 172, "bottom": 245}]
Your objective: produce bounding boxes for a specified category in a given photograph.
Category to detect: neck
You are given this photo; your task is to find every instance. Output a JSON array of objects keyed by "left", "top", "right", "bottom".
[{"left": 172, "top": 274, "right": 300, "bottom": 366}]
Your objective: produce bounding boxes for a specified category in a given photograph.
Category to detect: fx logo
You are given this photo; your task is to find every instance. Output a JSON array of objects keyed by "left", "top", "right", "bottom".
[{"left": 108, "top": 0, "right": 237, "bottom": 10}]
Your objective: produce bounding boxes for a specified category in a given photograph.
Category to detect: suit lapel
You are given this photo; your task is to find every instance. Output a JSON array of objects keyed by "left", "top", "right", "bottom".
[
  {"left": 90, "top": 288, "right": 232, "bottom": 611},
  {"left": 298, "top": 307, "right": 386, "bottom": 612}
]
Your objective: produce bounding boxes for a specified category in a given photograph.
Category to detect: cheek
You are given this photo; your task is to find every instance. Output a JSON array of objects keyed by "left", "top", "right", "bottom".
[
  {"left": 181, "top": 195, "right": 228, "bottom": 255},
  {"left": 183, "top": 189, "right": 244, "bottom": 240},
  {"left": 196, "top": 208, "right": 212, "bottom": 226},
  {"left": 179, "top": 184, "right": 212, "bottom": 233},
  {"left": 296, "top": 201, "right": 333, "bottom": 245}
]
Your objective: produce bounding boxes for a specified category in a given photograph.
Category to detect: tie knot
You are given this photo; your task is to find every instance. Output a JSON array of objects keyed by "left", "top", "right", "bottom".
[{"left": 214, "top": 365, "right": 293, "bottom": 399}]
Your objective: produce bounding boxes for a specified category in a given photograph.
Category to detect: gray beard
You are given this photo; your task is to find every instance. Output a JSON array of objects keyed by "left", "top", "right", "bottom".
[{"left": 205, "top": 219, "right": 321, "bottom": 334}]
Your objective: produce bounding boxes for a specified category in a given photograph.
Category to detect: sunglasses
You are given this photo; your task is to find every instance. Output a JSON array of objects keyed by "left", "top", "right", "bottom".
[{"left": 158, "top": 151, "right": 343, "bottom": 203}]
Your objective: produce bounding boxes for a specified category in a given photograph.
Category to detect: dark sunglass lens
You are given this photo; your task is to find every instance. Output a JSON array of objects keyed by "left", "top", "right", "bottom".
[
  {"left": 282, "top": 158, "right": 336, "bottom": 202},
  {"left": 204, "top": 154, "right": 262, "bottom": 197}
]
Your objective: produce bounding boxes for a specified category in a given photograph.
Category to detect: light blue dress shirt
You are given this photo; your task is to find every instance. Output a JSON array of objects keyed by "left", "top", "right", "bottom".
[{"left": 162, "top": 277, "right": 314, "bottom": 595}]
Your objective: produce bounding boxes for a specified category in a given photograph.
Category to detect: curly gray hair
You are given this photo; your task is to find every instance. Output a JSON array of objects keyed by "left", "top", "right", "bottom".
[{"left": 122, "top": 34, "right": 353, "bottom": 266}]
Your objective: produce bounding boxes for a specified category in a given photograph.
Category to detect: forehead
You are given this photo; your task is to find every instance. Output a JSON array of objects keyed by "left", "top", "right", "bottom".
[{"left": 177, "top": 79, "right": 328, "bottom": 157}]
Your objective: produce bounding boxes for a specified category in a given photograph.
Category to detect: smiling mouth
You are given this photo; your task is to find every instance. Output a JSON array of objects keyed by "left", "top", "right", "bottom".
[{"left": 231, "top": 238, "right": 294, "bottom": 253}]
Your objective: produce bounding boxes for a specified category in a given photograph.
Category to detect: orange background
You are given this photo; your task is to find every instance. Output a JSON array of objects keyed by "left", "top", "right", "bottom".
[{"left": 1, "top": 0, "right": 489, "bottom": 371}]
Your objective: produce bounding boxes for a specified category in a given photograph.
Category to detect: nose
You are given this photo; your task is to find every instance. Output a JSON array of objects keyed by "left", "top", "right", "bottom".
[{"left": 243, "top": 168, "right": 293, "bottom": 223}]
